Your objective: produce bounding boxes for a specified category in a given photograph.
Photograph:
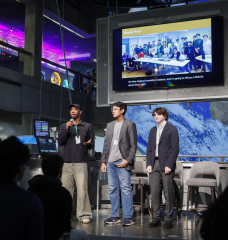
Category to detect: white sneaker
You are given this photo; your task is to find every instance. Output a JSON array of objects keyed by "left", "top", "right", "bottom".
[{"left": 82, "top": 218, "right": 91, "bottom": 224}]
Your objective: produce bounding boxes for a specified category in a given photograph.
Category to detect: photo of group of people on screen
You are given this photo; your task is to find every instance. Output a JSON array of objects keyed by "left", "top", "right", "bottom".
[{"left": 122, "top": 28, "right": 212, "bottom": 78}]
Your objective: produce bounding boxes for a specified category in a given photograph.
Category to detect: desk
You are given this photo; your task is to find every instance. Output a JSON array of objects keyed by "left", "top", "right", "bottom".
[
  {"left": 195, "top": 55, "right": 212, "bottom": 72},
  {"left": 195, "top": 55, "right": 212, "bottom": 64},
  {"left": 134, "top": 57, "right": 190, "bottom": 67}
]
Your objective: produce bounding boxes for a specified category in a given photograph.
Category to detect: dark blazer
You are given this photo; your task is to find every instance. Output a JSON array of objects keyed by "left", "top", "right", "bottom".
[
  {"left": 146, "top": 122, "right": 179, "bottom": 171},
  {"left": 170, "top": 51, "right": 181, "bottom": 60},
  {"left": 101, "top": 119, "right": 137, "bottom": 170}
]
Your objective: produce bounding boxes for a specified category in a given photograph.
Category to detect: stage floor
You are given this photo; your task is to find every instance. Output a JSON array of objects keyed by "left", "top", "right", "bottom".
[{"left": 71, "top": 208, "right": 202, "bottom": 240}]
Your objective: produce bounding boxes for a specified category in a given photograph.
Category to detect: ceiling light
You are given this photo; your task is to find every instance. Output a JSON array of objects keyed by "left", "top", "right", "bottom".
[{"left": 43, "top": 15, "right": 85, "bottom": 39}]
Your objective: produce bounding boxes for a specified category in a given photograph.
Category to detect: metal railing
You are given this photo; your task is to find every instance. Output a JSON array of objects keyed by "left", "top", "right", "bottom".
[{"left": 135, "top": 155, "right": 228, "bottom": 163}]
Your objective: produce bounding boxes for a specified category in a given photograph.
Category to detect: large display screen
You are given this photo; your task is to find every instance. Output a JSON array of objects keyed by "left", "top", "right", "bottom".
[{"left": 113, "top": 17, "right": 223, "bottom": 91}]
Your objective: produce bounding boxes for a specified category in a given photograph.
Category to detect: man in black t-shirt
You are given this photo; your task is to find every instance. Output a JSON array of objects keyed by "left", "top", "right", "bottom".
[
  {"left": 184, "top": 41, "right": 197, "bottom": 72},
  {"left": 194, "top": 33, "right": 204, "bottom": 70},
  {"left": 134, "top": 45, "right": 139, "bottom": 54}
]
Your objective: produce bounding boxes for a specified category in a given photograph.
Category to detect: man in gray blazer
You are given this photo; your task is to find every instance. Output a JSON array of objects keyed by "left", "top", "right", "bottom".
[{"left": 101, "top": 101, "right": 137, "bottom": 226}]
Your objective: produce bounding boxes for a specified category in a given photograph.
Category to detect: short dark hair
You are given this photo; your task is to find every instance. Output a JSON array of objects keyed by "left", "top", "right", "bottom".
[
  {"left": 152, "top": 107, "right": 170, "bottom": 121},
  {"left": 113, "top": 101, "right": 127, "bottom": 116},
  {"left": 196, "top": 33, "right": 200, "bottom": 36},
  {"left": 181, "top": 37, "right": 184, "bottom": 39},
  {"left": 176, "top": 39, "right": 179, "bottom": 41},
  {"left": 173, "top": 47, "right": 177, "bottom": 51},
  {"left": 193, "top": 35, "right": 196, "bottom": 38},
  {"left": 41, "top": 154, "right": 64, "bottom": 177},
  {"left": 203, "top": 35, "right": 208, "bottom": 38},
  {"left": 188, "top": 41, "right": 192, "bottom": 44},
  {"left": 0, "top": 136, "right": 30, "bottom": 182},
  {"left": 184, "top": 37, "right": 187, "bottom": 39},
  {"left": 158, "top": 39, "right": 161, "bottom": 41}
]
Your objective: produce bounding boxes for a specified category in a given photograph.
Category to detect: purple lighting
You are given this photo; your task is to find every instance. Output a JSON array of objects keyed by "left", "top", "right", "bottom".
[{"left": 0, "top": 22, "right": 70, "bottom": 68}]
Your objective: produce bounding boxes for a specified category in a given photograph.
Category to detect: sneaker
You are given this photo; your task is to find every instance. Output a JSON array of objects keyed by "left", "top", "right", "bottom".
[
  {"left": 104, "top": 217, "right": 121, "bottom": 224},
  {"left": 163, "top": 220, "right": 173, "bottom": 229},
  {"left": 148, "top": 218, "right": 161, "bottom": 228},
  {"left": 82, "top": 218, "right": 91, "bottom": 224},
  {"left": 122, "top": 218, "right": 134, "bottom": 226}
]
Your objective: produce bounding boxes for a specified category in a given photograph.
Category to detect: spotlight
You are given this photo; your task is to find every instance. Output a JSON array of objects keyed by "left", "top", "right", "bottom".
[
  {"left": 154, "top": 67, "right": 158, "bottom": 72},
  {"left": 93, "top": 59, "right": 97, "bottom": 63},
  {"left": 10, "top": 26, "right": 13, "bottom": 32}
]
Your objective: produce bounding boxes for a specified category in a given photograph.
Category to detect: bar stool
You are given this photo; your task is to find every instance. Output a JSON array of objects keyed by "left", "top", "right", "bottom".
[
  {"left": 173, "top": 161, "right": 184, "bottom": 220},
  {"left": 131, "top": 161, "right": 150, "bottom": 217},
  {"left": 186, "top": 162, "right": 220, "bottom": 220}
]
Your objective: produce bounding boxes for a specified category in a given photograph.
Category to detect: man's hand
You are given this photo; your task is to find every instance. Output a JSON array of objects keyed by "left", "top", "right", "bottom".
[
  {"left": 66, "top": 121, "right": 73, "bottom": 129},
  {"left": 165, "top": 166, "right": 171, "bottom": 174},
  {"left": 147, "top": 166, "right": 152, "bottom": 173},
  {"left": 116, "top": 159, "right": 129, "bottom": 168},
  {"left": 83, "top": 139, "right": 92, "bottom": 146},
  {"left": 101, "top": 163, "right": 107, "bottom": 173}
]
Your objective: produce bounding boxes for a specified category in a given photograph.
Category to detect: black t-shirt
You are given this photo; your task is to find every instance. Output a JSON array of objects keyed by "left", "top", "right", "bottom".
[
  {"left": 134, "top": 47, "right": 139, "bottom": 54},
  {"left": 184, "top": 46, "right": 195, "bottom": 58},
  {"left": 128, "top": 57, "right": 136, "bottom": 67},
  {"left": 194, "top": 39, "right": 203, "bottom": 51}
]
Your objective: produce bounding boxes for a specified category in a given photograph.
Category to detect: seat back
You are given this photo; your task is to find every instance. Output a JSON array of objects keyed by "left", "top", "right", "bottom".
[
  {"left": 188, "top": 161, "right": 220, "bottom": 187},
  {"left": 131, "top": 161, "right": 147, "bottom": 175},
  {"left": 174, "top": 161, "right": 184, "bottom": 186}
]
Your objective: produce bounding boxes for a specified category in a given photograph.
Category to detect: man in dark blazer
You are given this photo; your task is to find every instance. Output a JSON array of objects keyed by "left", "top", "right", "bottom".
[
  {"left": 101, "top": 101, "right": 137, "bottom": 226},
  {"left": 146, "top": 107, "right": 179, "bottom": 229}
]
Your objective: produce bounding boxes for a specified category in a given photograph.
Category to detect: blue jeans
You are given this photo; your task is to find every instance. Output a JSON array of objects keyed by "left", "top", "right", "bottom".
[{"left": 107, "top": 160, "right": 133, "bottom": 218}]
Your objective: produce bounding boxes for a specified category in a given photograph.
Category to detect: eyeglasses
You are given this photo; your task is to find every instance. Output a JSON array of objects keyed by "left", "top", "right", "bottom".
[{"left": 111, "top": 107, "right": 121, "bottom": 112}]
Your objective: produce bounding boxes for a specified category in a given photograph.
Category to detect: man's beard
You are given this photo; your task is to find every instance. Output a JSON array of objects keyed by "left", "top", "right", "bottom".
[{"left": 72, "top": 115, "right": 79, "bottom": 120}]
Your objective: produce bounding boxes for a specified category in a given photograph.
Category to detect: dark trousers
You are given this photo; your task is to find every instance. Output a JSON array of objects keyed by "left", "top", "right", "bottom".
[
  {"left": 195, "top": 51, "right": 202, "bottom": 69},
  {"left": 149, "top": 159, "right": 174, "bottom": 221},
  {"left": 188, "top": 57, "right": 197, "bottom": 71}
]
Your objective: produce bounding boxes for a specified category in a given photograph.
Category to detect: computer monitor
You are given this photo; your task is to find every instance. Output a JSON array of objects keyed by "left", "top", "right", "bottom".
[
  {"left": 36, "top": 137, "right": 57, "bottom": 155},
  {"left": 34, "top": 120, "right": 49, "bottom": 137}
]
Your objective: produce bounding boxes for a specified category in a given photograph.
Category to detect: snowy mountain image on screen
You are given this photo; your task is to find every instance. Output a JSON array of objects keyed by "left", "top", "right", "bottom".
[{"left": 124, "top": 102, "right": 228, "bottom": 162}]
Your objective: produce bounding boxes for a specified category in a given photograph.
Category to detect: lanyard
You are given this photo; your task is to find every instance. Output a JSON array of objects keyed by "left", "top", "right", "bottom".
[
  {"left": 74, "top": 121, "right": 81, "bottom": 136},
  {"left": 115, "top": 121, "right": 123, "bottom": 137}
]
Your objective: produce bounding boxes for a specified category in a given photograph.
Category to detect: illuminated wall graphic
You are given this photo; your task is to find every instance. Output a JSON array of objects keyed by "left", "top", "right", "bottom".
[
  {"left": 0, "top": 22, "right": 70, "bottom": 68},
  {"left": 51, "top": 72, "right": 61, "bottom": 86},
  {"left": 124, "top": 102, "right": 228, "bottom": 162}
]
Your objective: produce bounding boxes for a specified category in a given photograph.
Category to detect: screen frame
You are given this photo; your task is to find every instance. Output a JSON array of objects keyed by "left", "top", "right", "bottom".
[
  {"left": 33, "top": 119, "right": 50, "bottom": 138},
  {"left": 36, "top": 136, "right": 57, "bottom": 155},
  {"left": 113, "top": 16, "right": 224, "bottom": 91}
]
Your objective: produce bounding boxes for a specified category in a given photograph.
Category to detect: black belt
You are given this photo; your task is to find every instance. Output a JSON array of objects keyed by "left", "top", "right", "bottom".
[{"left": 155, "top": 157, "right": 159, "bottom": 160}]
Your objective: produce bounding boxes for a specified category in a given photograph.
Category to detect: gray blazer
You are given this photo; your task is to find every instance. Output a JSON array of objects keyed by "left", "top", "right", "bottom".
[{"left": 100, "top": 119, "right": 137, "bottom": 170}]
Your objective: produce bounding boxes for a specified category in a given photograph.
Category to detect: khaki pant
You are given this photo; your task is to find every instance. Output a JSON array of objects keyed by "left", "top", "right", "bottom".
[{"left": 61, "top": 162, "right": 92, "bottom": 221}]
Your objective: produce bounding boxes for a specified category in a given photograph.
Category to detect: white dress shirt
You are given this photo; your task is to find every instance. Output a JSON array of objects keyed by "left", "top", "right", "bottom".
[{"left": 155, "top": 121, "right": 167, "bottom": 157}]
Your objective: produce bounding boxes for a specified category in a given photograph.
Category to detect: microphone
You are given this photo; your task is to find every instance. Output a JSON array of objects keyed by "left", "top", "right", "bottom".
[{"left": 67, "top": 119, "right": 73, "bottom": 132}]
